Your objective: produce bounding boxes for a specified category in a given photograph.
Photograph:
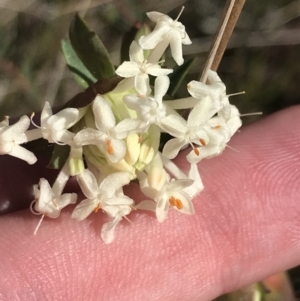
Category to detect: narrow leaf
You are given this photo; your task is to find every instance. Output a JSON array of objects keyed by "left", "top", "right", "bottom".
[
  {"left": 61, "top": 39, "right": 97, "bottom": 89},
  {"left": 69, "top": 14, "right": 115, "bottom": 80}
]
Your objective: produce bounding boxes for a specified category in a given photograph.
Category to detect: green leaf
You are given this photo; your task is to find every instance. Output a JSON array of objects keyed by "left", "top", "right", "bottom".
[
  {"left": 61, "top": 39, "right": 97, "bottom": 89},
  {"left": 168, "top": 58, "right": 196, "bottom": 98},
  {"left": 69, "top": 14, "right": 115, "bottom": 80},
  {"left": 47, "top": 144, "right": 70, "bottom": 169}
]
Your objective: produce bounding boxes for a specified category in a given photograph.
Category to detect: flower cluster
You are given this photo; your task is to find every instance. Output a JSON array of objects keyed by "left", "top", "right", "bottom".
[{"left": 0, "top": 9, "right": 242, "bottom": 243}]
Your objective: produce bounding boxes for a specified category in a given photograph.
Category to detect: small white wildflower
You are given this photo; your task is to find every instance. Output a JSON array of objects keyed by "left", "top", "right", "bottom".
[
  {"left": 138, "top": 165, "right": 195, "bottom": 222},
  {"left": 116, "top": 41, "right": 173, "bottom": 95},
  {"left": 73, "top": 95, "right": 141, "bottom": 163},
  {"left": 72, "top": 169, "right": 134, "bottom": 243},
  {"left": 32, "top": 101, "right": 79, "bottom": 145},
  {"left": 139, "top": 8, "right": 192, "bottom": 65},
  {"left": 123, "top": 75, "right": 170, "bottom": 129},
  {"left": 0, "top": 115, "right": 37, "bottom": 164},
  {"left": 161, "top": 96, "right": 215, "bottom": 159},
  {"left": 31, "top": 178, "right": 77, "bottom": 235}
]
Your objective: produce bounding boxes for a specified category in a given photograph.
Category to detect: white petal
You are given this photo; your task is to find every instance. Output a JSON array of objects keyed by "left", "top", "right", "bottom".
[
  {"left": 2, "top": 116, "right": 30, "bottom": 139},
  {"left": 8, "top": 144, "right": 37, "bottom": 165},
  {"left": 100, "top": 172, "right": 131, "bottom": 197},
  {"left": 41, "top": 102, "right": 52, "bottom": 124},
  {"left": 56, "top": 193, "right": 77, "bottom": 209},
  {"left": 77, "top": 169, "right": 99, "bottom": 199},
  {"left": 113, "top": 118, "right": 142, "bottom": 139},
  {"left": 47, "top": 108, "right": 79, "bottom": 130},
  {"left": 105, "top": 195, "right": 133, "bottom": 206},
  {"left": 160, "top": 114, "right": 187, "bottom": 137},
  {"left": 139, "top": 25, "right": 169, "bottom": 49},
  {"left": 162, "top": 138, "right": 186, "bottom": 159},
  {"left": 34, "top": 178, "right": 55, "bottom": 215},
  {"left": 73, "top": 128, "right": 104, "bottom": 146},
  {"left": 115, "top": 61, "right": 140, "bottom": 77},
  {"left": 184, "top": 163, "right": 204, "bottom": 198},
  {"left": 156, "top": 197, "right": 169, "bottom": 222},
  {"left": 136, "top": 200, "right": 156, "bottom": 211},
  {"left": 135, "top": 73, "right": 150, "bottom": 96},
  {"left": 187, "top": 145, "right": 221, "bottom": 163},
  {"left": 169, "top": 31, "right": 184, "bottom": 65},
  {"left": 146, "top": 11, "right": 165, "bottom": 23},
  {"left": 101, "top": 216, "right": 122, "bottom": 244},
  {"left": 129, "top": 40, "right": 144, "bottom": 63},
  {"left": 93, "top": 95, "right": 116, "bottom": 131},
  {"left": 172, "top": 191, "right": 195, "bottom": 215},
  {"left": 147, "top": 64, "right": 173, "bottom": 76},
  {"left": 182, "top": 32, "right": 192, "bottom": 45},
  {"left": 103, "top": 138, "right": 126, "bottom": 163},
  {"left": 71, "top": 198, "right": 97, "bottom": 221},
  {"left": 154, "top": 75, "right": 170, "bottom": 102}
]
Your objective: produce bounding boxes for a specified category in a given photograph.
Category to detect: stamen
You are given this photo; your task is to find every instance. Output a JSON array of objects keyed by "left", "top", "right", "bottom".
[
  {"left": 169, "top": 196, "right": 183, "bottom": 210},
  {"left": 52, "top": 198, "right": 59, "bottom": 209},
  {"left": 94, "top": 203, "right": 101, "bottom": 213},
  {"left": 226, "top": 144, "right": 239, "bottom": 153},
  {"left": 34, "top": 214, "right": 45, "bottom": 235},
  {"left": 240, "top": 112, "right": 263, "bottom": 117},
  {"left": 106, "top": 140, "right": 114, "bottom": 155},
  {"left": 227, "top": 91, "right": 246, "bottom": 97},
  {"left": 30, "top": 112, "right": 41, "bottom": 129},
  {"left": 199, "top": 138, "right": 207, "bottom": 146},
  {"left": 123, "top": 215, "right": 133, "bottom": 225},
  {"left": 193, "top": 148, "right": 200, "bottom": 156},
  {"left": 175, "top": 6, "right": 185, "bottom": 21},
  {"left": 214, "top": 125, "right": 221, "bottom": 129}
]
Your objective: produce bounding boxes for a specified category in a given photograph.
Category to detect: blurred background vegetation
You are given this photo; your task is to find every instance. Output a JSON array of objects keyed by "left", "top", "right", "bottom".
[{"left": 0, "top": 0, "right": 299, "bottom": 300}]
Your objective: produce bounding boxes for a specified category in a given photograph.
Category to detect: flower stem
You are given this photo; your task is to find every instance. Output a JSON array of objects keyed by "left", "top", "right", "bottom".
[{"left": 200, "top": 0, "right": 246, "bottom": 83}]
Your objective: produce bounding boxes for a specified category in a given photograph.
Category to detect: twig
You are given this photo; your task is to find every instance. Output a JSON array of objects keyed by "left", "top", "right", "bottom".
[{"left": 200, "top": 0, "right": 246, "bottom": 83}]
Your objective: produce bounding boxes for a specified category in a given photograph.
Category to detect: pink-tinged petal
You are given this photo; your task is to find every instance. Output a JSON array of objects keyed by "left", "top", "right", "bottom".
[
  {"left": 139, "top": 25, "right": 169, "bottom": 49},
  {"left": 136, "top": 200, "right": 156, "bottom": 211},
  {"left": 103, "top": 138, "right": 126, "bottom": 163},
  {"left": 2, "top": 116, "right": 30, "bottom": 139},
  {"left": 129, "top": 40, "right": 144, "bottom": 63},
  {"left": 101, "top": 172, "right": 131, "bottom": 197},
  {"left": 135, "top": 73, "right": 150, "bottom": 96},
  {"left": 93, "top": 95, "right": 116, "bottom": 131},
  {"left": 47, "top": 108, "right": 79, "bottom": 130},
  {"left": 77, "top": 169, "right": 99, "bottom": 199},
  {"left": 160, "top": 114, "right": 187, "bottom": 136},
  {"left": 155, "top": 197, "right": 169, "bottom": 222},
  {"left": 169, "top": 32, "right": 184, "bottom": 65},
  {"left": 73, "top": 128, "right": 104, "bottom": 146},
  {"left": 154, "top": 75, "right": 169, "bottom": 102},
  {"left": 41, "top": 101, "right": 52, "bottom": 124},
  {"left": 187, "top": 96, "right": 214, "bottom": 127},
  {"left": 171, "top": 191, "right": 195, "bottom": 215},
  {"left": 113, "top": 118, "right": 142, "bottom": 139},
  {"left": 115, "top": 61, "right": 140, "bottom": 78},
  {"left": 71, "top": 198, "right": 97, "bottom": 221},
  {"left": 162, "top": 138, "right": 186, "bottom": 159},
  {"left": 101, "top": 216, "right": 122, "bottom": 244},
  {"left": 8, "top": 144, "right": 37, "bottom": 165},
  {"left": 146, "top": 11, "right": 165, "bottom": 23},
  {"left": 147, "top": 65, "right": 173, "bottom": 77}
]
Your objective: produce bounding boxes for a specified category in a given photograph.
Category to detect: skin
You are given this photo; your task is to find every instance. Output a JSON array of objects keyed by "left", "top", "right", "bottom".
[{"left": 0, "top": 106, "right": 299, "bottom": 301}]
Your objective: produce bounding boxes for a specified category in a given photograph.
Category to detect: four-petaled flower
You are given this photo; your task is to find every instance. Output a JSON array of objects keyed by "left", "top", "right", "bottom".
[
  {"left": 139, "top": 10, "right": 192, "bottom": 65},
  {"left": 72, "top": 169, "right": 134, "bottom": 243},
  {"left": 116, "top": 41, "right": 173, "bottom": 95},
  {"left": 73, "top": 95, "right": 141, "bottom": 163},
  {"left": 0, "top": 115, "right": 37, "bottom": 164}
]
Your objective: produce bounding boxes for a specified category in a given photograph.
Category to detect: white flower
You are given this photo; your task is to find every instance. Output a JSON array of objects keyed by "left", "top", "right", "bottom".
[
  {"left": 123, "top": 75, "right": 169, "bottom": 129},
  {"left": 72, "top": 169, "right": 134, "bottom": 243},
  {"left": 161, "top": 96, "right": 216, "bottom": 159},
  {"left": 116, "top": 41, "right": 173, "bottom": 95},
  {"left": 137, "top": 165, "right": 195, "bottom": 222},
  {"left": 0, "top": 115, "right": 37, "bottom": 164},
  {"left": 73, "top": 95, "right": 141, "bottom": 163},
  {"left": 34, "top": 101, "right": 79, "bottom": 145},
  {"left": 187, "top": 70, "right": 229, "bottom": 110},
  {"left": 32, "top": 178, "right": 77, "bottom": 218},
  {"left": 139, "top": 9, "right": 192, "bottom": 65}
]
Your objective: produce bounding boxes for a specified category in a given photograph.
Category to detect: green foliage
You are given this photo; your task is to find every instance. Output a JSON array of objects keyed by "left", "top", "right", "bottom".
[
  {"left": 69, "top": 14, "right": 115, "bottom": 81},
  {"left": 61, "top": 39, "right": 97, "bottom": 89},
  {"left": 47, "top": 144, "right": 70, "bottom": 169}
]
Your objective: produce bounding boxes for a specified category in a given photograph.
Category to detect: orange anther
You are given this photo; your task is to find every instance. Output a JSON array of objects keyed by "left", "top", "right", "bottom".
[
  {"left": 169, "top": 196, "right": 183, "bottom": 210},
  {"left": 193, "top": 148, "right": 200, "bottom": 156},
  {"left": 138, "top": 135, "right": 143, "bottom": 143},
  {"left": 94, "top": 203, "right": 101, "bottom": 213},
  {"left": 106, "top": 140, "right": 114, "bottom": 154},
  {"left": 199, "top": 138, "right": 206, "bottom": 146},
  {"left": 214, "top": 125, "right": 221, "bottom": 129}
]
